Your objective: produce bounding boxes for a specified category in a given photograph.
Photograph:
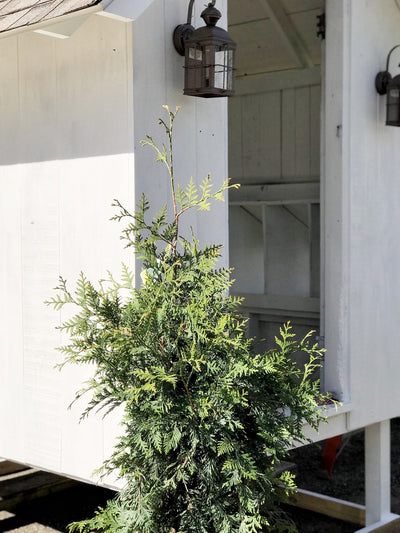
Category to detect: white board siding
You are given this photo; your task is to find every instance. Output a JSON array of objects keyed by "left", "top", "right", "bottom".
[
  {"left": 229, "top": 71, "right": 321, "bottom": 299},
  {"left": 241, "top": 91, "right": 281, "bottom": 183},
  {"left": 131, "top": 0, "right": 229, "bottom": 264},
  {"left": 0, "top": 14, "right": 134, "bottom": 481},
  {"left": 228, "top": 21, "right": 322, "bottom": 372},
  {"left": 310, "top": 84, "right": 321, "bottom": 177},
  {"left": 0, "top": 167, "right": 25, "bottom": 464},
  {"left": 21, "top": 167, "right": 63, "bottom": 470},
  {"left": 0, "top": 0, "right": 229, "bottom": 486},
  {"left": 263, "top": 205, "right": 311, "bottom": 298},
  {"left": 228, "top": 95, "right": 243, "bottom": 182},
  {"left": 322, "top": 0, "right": 400, "bottom": 426},
  {"left": 347, "top": 0, "right": 400, "bottom": 426},
  {"left": 229, "top": 206, "right": 264, "bottom": 294},
  {"left": 230, "top": 81, "right": 321, "bottom": 184}
]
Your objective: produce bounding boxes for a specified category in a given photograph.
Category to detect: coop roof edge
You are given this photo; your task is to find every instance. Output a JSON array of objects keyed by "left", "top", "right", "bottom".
[{"left": 0, "top": 0, "right": 104, "bottom": 37}]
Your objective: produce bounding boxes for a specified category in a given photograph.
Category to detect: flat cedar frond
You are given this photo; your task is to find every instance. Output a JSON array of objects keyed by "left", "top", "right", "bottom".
[{"left": 48, "top": 107, "right": 327, "bottom": 533}]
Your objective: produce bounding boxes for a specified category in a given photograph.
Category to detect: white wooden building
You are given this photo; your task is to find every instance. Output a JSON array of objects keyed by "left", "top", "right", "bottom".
[{"left": 1, "top": 0, "right": 400, "bottom": 530}]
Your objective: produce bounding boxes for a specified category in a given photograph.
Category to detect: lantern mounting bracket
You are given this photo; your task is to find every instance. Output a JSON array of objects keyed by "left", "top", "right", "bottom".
[
  {"left": 173, "top": 0, "right": 217, "bottom": 56},
  {"left": 375, "top": 44, "right": 400, "bottom": 95}
]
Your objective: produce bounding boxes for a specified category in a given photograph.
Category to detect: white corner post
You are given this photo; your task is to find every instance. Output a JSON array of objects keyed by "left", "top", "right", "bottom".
[
  {"left": 355, "top": 420, "right": 399, "bottom": 532},
  {"left": 365, "top": 420, "right": 391, "bottom": 525}
]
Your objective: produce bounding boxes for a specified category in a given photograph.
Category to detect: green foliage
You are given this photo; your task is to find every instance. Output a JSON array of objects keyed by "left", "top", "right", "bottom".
[{"left": 47, "top": 106, "right": 327, "bottom": 533}]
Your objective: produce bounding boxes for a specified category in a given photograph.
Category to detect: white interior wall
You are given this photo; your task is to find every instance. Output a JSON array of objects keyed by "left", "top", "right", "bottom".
[
  {"left": 229, "top": 74, "right": 321, "bottom": 298},
  {"left": 228, "top": 0, "right": 323, "bottom": 373},
  {"left": 229, "top": 206, "right": 264, "bottom": 293}
]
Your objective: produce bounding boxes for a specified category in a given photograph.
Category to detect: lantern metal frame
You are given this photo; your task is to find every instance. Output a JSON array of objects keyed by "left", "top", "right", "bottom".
[
  {"left": 375, "top": 44, "right": 400, "bottom": 126},
  {"left": 173, "top": 0, "right": 236, "bottom": 98},
  {"left": 375, "top": 44, "right": 400, "bottom": 95}
]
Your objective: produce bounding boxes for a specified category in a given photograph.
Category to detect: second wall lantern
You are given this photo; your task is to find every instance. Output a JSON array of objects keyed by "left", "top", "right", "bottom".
[
  {"left": 376, "top": 44, "right": 400, "bottom": 126},
  {"left": 173, "top": 0, "right": 236, "bottom": 98}
]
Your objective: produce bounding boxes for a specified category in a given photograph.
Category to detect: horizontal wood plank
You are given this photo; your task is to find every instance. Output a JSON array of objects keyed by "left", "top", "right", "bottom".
[
  {"left": 231, "top": 292, "right": 320, "bottom": 317},
  {"left": 289, "top": 488, "right": 366, "bottom": 525},
  {"left": 229, "top": 183, "right": 320, "bottom": 205}
]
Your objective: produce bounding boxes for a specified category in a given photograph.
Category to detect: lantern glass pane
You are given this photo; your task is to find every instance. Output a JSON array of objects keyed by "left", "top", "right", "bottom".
[
  {"left": 204, "top": 46, "right": 214, "bottom": 88},
  {"left": 215, "top": 50, "right": 225, "bottom": 89},
  {"left": 214, "top": 49, "right": 234, "bottom": 90},
  {"left": 189, "top": 48, "right": 202, "bottom": 61},
  {"left": 186, "top": 45, "right": 203, "bottom": 90}
]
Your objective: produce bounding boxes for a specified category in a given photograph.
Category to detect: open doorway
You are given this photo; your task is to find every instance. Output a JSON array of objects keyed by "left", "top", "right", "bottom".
[{"left": 228, "top": 0, "right": 325, "bottom": 367}]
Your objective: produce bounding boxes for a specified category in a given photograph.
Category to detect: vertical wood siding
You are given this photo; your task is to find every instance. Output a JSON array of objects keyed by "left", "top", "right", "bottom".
[
  {"left": 230, "top": 84, "right": 321, "bottom": 184},
  {"left": 0, "top": 0, "right": 229, "bottom": 486},
  {"left": 0, "top": 14, "right": 134, "bottom": 483}
]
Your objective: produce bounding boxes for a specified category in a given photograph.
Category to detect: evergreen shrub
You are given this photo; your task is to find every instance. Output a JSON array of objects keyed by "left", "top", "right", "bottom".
[{"left": 47, "top": 106, "right": 327, "bottom": 533}]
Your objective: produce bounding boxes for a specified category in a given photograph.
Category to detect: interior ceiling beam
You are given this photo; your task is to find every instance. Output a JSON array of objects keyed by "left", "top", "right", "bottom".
[{"left": 257, "top": 0, "right": 314, "bottom": 69}]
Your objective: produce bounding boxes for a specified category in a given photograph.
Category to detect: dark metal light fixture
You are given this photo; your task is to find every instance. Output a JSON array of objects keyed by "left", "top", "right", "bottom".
[
  {"left": 173, "top": 0, "right": 236, "bottom": 98},
  {"left": 376, "top": 45, "right": 400, "bottom": 126}
]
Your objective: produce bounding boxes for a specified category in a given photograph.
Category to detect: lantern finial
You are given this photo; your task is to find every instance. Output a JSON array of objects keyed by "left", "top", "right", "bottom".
[{"left": 201, "top": 4, "right": 221, "bottom": 27}]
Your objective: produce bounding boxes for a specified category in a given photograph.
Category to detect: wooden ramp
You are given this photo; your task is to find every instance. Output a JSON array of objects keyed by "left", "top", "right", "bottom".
[{"left": 0, "top": 460, "right": 78, "bottom": 510}]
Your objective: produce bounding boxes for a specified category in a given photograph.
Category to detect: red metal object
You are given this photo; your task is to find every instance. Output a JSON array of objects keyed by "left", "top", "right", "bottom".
[{"left": 321, "top": 435, "right": 343, "bottom": 475}]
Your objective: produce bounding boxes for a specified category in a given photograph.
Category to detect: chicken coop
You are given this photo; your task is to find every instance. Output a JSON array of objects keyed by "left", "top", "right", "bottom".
[{"left": 1, "top": 1, "right": 400, "bottom": 530}]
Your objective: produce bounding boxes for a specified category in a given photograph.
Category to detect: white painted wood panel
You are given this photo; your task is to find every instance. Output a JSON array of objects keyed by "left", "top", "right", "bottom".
[
  {"left": 323, "top": 0, "right": 400, "bottom": 428},
  {"left": 0, "top": 14, "right": 136, "bottom": 482},
  {"left": 282, "top": 85, "right": 320, "bottom": 181},
  {"left": 283, "top": 0, "right": 323, "bottom": 14},
  {"left": 227, "top": 95, "right": 243, "bottom": 182},
  {"left": 130, "top": 0, "right": 229, "bottom": 266},
  {"left": 0, "top": 0, "right": 229, "bottom": 485},
  {"left": 235, "top": 66, "right": 321, "bottom": 96},
  {"left": 229, "top": 206, "right": 264, "bottom": 294},
  {"left": 0, "top": 37, "right": 25, "bottom": 463},
  {"left": 282, "top": 88, "right": 296, "bottom": 178},
  {"left": 231, "top": 19, "right": 297, "bottom": 76},
  {"left": 0, "top": 15, "right": 126, "bottom": 482},
  {"left": 230, "top": 0, "right": 324, "bottom": 22},
  {"left": 263, "top": 205, "right": 310, "bottom": 297},
  {"left": 228, "top": 1, "right": 323, "bottom": 76},
  {"left": 231, "top": 82, "right": 321, "bottom": 184},
  {"left": 310, "top": 84, "right": 321, "bottom": 177},
  {"left": 229, "top": 73, "right": 321, "bottom": 318},
  {"left": 295, "top": 87, "right": 311, "bottom": 177},
  {"left": 0, "top": 166, "right": 25, "bottom": 463},
  {"left": 228, "top": 8, "right": 322, "bottom": 372},
  {"left": 241, "top": 91, "right": 281, "bottom": 183},
  {"left": 21, "top": 165, "right": 62, "bottom": 471}
]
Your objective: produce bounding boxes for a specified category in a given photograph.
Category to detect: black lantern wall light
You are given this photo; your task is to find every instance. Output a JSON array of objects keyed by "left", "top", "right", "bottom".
[
  {"left": 173, "top": 0, "right": 236, "bottom": 98},
  {"left": 376, "top": 45, "right": 400, "bottom": 126}
]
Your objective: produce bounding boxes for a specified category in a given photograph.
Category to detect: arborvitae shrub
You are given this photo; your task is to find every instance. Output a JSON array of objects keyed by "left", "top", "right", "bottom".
[{"left": 47, "top": 107, "right": 327, "bottom": 533}]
